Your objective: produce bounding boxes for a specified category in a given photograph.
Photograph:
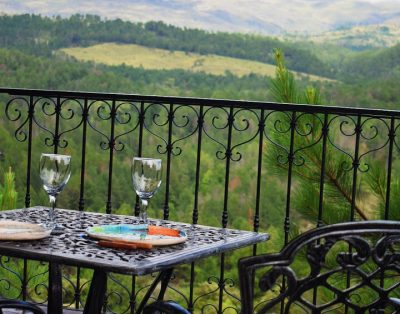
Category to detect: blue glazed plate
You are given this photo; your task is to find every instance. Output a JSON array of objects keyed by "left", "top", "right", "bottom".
[{"left": 86, "top": 224, "right": 187, "bottom": 246}]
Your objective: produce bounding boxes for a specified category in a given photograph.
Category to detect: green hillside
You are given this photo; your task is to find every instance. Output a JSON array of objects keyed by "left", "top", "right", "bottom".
[
  {"left": 340, "top": 43, "right": 400, "bottom": 81},
  {"left": 0, "top": 14, "right": 334, "bottom": 78},
  {"left": 0, "top": 48, "right": 271, "bottom": 100},
  {"left": 60, "top": 43, "right": 334, "bottom": 82}
]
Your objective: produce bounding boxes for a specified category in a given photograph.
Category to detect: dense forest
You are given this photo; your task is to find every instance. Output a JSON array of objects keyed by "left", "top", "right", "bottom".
[{"left": 0, "top": 13, "right": 399, "bottom": 313}]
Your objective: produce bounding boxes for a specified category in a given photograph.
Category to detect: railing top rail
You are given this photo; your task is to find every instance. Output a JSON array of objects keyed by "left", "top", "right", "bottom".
[{"left": 1, "top": 87, "right": 399, "bottom": 118}]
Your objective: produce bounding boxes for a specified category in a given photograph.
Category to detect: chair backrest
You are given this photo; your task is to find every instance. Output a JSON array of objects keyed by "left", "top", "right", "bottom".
[
  {"left": 0, "top": 299, "right": 45, "bottom": 314},
  {"left": 238, "top": 220, "right": 400, "bottom": 314}
]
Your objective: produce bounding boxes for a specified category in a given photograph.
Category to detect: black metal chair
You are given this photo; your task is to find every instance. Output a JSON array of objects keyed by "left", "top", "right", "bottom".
[
  {"left": 144, "top": 221, "right": 400, "bottom": 314},
  {"left": 0, "top": 299, "right": 44, "bottom": 314},
  {"left": 238, "top": 220, "right": 400, "bottom": 314},
  {"left": 143, "top": 300, "right": 190, "bottom": 314}
]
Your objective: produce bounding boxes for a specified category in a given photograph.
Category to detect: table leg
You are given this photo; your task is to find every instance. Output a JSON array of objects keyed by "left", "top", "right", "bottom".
[
  {"left": 136, "top": 268, "right": 174, "bottom": 314},
  {"left": 83, "top": 269, "right": 107, "bottom": 314},
  {"left": 48, "top": 262, "right": 63, "bottom": 314},
  {"left": 157, "top": 268, "right": 173, "bottom": 301}
]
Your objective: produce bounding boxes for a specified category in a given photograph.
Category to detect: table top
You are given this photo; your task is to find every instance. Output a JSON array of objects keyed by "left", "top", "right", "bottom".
[{"left": 0, "top": 207, "right": 269, "bottom": 275}]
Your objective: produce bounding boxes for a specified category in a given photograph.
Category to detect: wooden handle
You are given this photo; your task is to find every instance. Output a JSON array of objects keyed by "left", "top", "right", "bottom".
[{"left": 98, "top": 240, "right": 153, "bottom": 250}]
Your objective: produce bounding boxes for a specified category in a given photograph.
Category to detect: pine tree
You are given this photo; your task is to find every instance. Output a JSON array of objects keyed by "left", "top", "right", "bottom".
[
  {"left": 1, "top": 167, "right": 17, "bottom": 210},
  {"left": 268, "top": 49, "right": 370, "bottom": 228}
]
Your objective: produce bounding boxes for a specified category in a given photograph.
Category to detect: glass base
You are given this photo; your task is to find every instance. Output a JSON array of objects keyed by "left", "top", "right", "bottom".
[{"left": 42, "top": 221, "right": 64, "bottom": 235}]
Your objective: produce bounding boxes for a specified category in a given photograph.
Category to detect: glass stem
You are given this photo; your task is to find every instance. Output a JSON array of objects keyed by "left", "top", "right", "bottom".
[
  {"left": 139, "top": 198, "right": 148, "bottom": 223},
  {"left": 48, "top": 194, "right": 56, "bottom": 227}
]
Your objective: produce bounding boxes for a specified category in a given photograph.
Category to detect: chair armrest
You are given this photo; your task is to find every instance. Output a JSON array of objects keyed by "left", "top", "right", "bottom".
[{"left": 143, "top": 301, "right": 190, "bottom": 314}]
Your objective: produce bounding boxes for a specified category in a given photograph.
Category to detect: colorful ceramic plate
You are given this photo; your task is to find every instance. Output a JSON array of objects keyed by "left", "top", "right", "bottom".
[
  {"left": 86, "top": 224, "right": 187, "bottom": 246},
  {"left": 0, "top": 220, "right": 51, "bottom": 240}
]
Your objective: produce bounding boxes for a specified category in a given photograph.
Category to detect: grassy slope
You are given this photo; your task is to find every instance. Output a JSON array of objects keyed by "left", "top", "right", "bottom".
[
  {"left": 60, "top": 43, "right": 334, "bottom": 82},
  {"left": 285, "top": 23, "right": 400, "bottom": 50}
]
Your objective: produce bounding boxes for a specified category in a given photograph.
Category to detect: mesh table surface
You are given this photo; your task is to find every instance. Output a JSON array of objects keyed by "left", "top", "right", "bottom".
[{"left": 0, "top": 207, "right": 269, "bottom": 275}]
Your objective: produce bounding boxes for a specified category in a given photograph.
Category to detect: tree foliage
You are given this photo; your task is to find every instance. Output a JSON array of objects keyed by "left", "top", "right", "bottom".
[{"left": 0, "top": 167, "right": 17, "bottom": 210}]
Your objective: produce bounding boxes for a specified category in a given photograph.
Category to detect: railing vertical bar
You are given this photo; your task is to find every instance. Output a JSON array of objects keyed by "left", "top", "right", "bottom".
[
  {"left": 74, "top": 267, "right": 81, "bottom": 309},
  {"left": 130, "top": 275, "right": 136, "bottom": 314},
  {"left": 22, "top": 259, "right": 27, "bottom": 301},
  {"left": 345, "top": 114, "right": 362, "bottom": 314},
  {"left": 312, "top": 113, "right": 329, "bottom": 306},
  {"left": 75, "top": 99, "right": 88, "bottom": 309},
  {"left": 253, "top": 109, "right": 265, "bottom": 256},
  {"left": 218, "top": 107, "right": 234, "bottom": 314},
  {"left": 25, "top": 95, "right": 34, "bottom": 208},
  {"left": 163, "top": 103, "right": 173, "bottom": 220},
  {"left": 350, "top": 115, "right": 362, "bottom": 222},
  {"left": 106, "top": 100, "right": 116, "bottom": 214},
  {"left": 284, "top": 111, "right": 296, "bottom": 245},
  {"left": 384, "top": 117, "right": 395, "bottom": 219},
  {"left": 22, "top": 96, "right": 34, "bottom": 302},
  {"left": 317, "top": 114, "right": 329, "bottom": 227},
  {"left": 188, "top": 105, "right": 203, "bottom": 313},
  {"left": 280, "top": 111, "right": 296, "bottom": 314},
  {"left": 380, "top": 117, "right": 396, "bottom": 289},
  {"left": 218, "top": 254, "right": 226, "bottom": 314},
  {"left": 132, "top": 102, "right": 144, "bottom": 314},
  {"left": 192, "top": 105, "right": 204, "bottom": 225},
  {"left": 134, "top": 101, "right": 145, "bottom": 216},
  {"left": 78, "top": 98, "right": 88, "bottom": 212},
  {"left": 222, "top": 107, "right": 234, "bottom": 228},
  {"left": 53, "top": 96, "right": 60, "bottom": 154}
]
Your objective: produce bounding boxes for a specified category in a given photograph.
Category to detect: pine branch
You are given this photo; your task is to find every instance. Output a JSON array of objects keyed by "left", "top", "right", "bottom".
[
  {"left": 268, "top": 48, "right": 370, "bottom": 222},
  {"left": 326, "top": 170, "right": 368, "bottom": 220}
]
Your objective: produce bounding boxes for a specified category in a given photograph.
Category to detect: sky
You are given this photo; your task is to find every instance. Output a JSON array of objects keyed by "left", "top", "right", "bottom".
[{"left": 0, "top": 0, "right": 399, "bottom": 34}]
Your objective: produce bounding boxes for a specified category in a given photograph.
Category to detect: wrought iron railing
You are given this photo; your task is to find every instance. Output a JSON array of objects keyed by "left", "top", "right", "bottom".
[{"left": 0, "top": 87, "right": 399, "bottom": 313}]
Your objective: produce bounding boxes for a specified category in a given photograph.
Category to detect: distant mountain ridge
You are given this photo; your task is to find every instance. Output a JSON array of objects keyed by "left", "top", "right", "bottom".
[
  {"left": 1, "top": 0, "right": 399, "bottom": 36},
  {"left": 286, "top": 22, "right": 400, "bottom": 50}
]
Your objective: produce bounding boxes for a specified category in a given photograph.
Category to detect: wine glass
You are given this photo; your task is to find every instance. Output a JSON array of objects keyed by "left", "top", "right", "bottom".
[
  {"left": 131, "top": 157, "right": 162, "bottom": 223},
  {"left": 39, "top": 153, "right": 71, "bottom": 233}
]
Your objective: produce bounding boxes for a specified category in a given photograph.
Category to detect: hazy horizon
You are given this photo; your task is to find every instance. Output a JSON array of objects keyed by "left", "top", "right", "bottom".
[{"left": 1, "top": 0, "right": 400, "bottom": 35}]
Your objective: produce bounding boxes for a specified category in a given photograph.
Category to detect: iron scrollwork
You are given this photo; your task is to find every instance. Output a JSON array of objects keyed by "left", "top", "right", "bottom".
[
  {"left": 203, "top": 107, "right": 260, "bottom": 162},
  {"left": 5, "top": 96, "right": 31, "bottom": 142},
  {"left": 32, "top": 97, "right": 84, "bottom": 149},
  {"left": 239, "top": 221, "right": 400, "bottom": 314},
  {"left": 264, "top": 111, "right": 325, "bottom": 167},
  {"left": 141, "top": 103, "right": 199, "bottom": 156},
  {"left": 327, "top": 115, "right": 391, "bottom": 173}
]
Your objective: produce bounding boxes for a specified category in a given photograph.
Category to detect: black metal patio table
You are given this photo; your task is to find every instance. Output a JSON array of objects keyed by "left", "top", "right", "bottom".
[{"left": 0, "top": 206, "right": 269, "bottom": 313}]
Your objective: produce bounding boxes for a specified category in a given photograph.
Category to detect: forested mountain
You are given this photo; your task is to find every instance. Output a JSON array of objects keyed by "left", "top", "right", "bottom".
[
  {"left": 0, "top": 14, "right": 333, "bottom": 77},
  {"left": 0, "top": 14, "right": 399, "bottom": 109},
  {"left": 3, "top": 13, "right": 400, "bottom": 84},
  {"left": 339, "top": 43, "right": 400, "bottom": 81}
]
